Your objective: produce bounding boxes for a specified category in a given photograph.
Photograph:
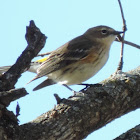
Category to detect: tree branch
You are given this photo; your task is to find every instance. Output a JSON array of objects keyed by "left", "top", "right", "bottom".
[
  {"left": 0, "top": 88, "right": 28, "bottom": 107},
  {"left": 13, "top": 66, "right": 140, "bottom": 140},
  {"left": 0, "top": 20, "right": 47, "bottom": 91},
  {"left": 0, "top": 21, "right": 47, "bottom": 140}
]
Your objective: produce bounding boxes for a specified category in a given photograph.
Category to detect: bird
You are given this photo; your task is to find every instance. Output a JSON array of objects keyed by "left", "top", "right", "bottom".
[
  {"left": 28, "top": 25, "right": 123, "bottom": 91},
  {"left": 0, "top": 25, "right": 123, "bottom": 92}
]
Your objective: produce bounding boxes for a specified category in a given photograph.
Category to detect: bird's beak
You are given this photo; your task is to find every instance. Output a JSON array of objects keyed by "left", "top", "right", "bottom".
[{"left": 113, "top": 31, "right": 124, "bottom": 35}]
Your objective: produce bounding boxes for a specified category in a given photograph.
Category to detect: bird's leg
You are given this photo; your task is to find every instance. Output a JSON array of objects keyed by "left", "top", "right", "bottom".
[
  {"left": 78, "top": 83, "right": 102, "bottom": 89},
  {"left": 63, "top": 84, "right": 77, "bottom": 95},
  {"left": 78, "top": 83, "right": 94, "bottom": 87}
]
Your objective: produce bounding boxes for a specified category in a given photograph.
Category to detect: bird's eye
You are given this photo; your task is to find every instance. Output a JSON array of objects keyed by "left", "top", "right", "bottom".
[{"left": 101, "top": 29, "right": 108, "bottom": 34}]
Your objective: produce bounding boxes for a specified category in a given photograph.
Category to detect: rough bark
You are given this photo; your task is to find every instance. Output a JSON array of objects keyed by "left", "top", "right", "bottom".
[
  {"left": 0, "top": 20, "right": 47, "bottom": 140},
  {"left": 15, "top": 66, "right": 140, "bottom": 140}
]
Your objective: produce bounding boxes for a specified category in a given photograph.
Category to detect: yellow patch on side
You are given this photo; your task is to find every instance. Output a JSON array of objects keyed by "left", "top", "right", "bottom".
[{"left": 36, "top": 57, "right": 48, "bottom": 63}]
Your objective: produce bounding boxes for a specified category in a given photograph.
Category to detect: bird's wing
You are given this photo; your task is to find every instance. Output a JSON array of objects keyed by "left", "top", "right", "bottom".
[{"left": 35, "top": 35, "right": 97, "bottom": 79}]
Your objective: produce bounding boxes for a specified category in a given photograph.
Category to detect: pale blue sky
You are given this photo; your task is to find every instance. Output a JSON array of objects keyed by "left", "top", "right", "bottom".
[{"left": 0, "top": 0, "right": 140, "bottom": 140}]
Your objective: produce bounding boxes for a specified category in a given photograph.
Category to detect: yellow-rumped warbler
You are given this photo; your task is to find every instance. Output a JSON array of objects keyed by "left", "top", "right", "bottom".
[
  {"left": 0, "top": 26, "right": 123, "bottom": 92},
  {"left": 29, "top": 25, "right": 123, "bottom": 91}
]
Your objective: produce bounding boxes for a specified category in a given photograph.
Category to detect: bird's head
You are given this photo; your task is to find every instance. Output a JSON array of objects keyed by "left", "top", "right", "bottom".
[{"left": 84, "top": 25, "right": 123, "bottom": 46}]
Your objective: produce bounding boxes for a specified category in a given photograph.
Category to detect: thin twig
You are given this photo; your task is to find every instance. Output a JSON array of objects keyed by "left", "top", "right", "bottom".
[
  {"left": 117, "top": 0, "right": 127, "bottom": 71},
  {"left": 115, "top": 38, "right": 140, "bottom": 50},
  {"left": 37, "top": 52, "right": 51, "bottom": 57}
]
